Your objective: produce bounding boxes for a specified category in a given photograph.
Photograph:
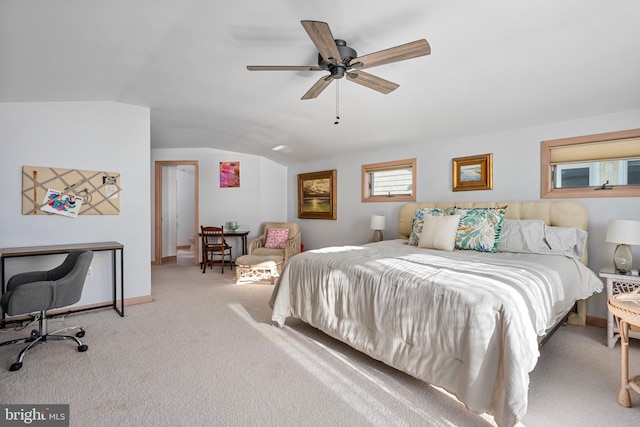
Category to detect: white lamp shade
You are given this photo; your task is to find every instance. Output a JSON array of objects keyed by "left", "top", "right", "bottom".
[
  {"left": 606, "top": 219, "right": 640, "bottom": 245},
  {"left": 370, "top": 215, "right": 386, "bottom": 230}
]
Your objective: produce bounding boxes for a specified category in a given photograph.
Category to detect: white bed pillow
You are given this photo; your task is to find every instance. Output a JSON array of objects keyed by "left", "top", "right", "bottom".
[
  {"left": 497, "top": 219, "right": 549, "bottom": 253},
  {"left": 418, "top": 215, "right": 461, "bottom": 251},
  {"left": 544, "top": 225, "right": 588, "bottom": 260},
  {"left": 498, "top": 219, "right": 588, "bottom": 260},
  {"left": 408, "top": 207, "right": 447, "bottom": 246}
]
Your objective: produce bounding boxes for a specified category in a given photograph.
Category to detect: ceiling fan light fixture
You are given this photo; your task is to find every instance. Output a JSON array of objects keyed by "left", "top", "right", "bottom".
[
  {"left": 330, "top": 65, "right": 346, "bottom": 79},
  {"left": 247, "top": 20, "right": 430, "bottom": 100}
]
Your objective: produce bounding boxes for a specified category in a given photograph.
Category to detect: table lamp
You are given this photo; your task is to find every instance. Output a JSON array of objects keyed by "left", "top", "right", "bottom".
[
  {"left": 605, "top": 219, "right": 640, "bottom": 274},
  {"left": 370, "top": 215, "right": 385, "bottom": 242}
]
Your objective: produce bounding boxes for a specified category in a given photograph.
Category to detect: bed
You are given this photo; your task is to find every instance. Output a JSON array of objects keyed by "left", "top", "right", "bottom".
[{"left": 270, "top": 201, "right": 602, "bottom": 427}]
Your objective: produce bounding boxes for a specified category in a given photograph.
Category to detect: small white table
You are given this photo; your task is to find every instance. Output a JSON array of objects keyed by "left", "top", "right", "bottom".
[{"left": 600, "top": 268, "right": 640, "bottom": 348}]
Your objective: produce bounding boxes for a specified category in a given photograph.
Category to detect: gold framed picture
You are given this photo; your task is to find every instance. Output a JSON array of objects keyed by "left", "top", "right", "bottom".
[
  {"left": 297, "top": 169, "right": 337, "bottom": 220},
  {"left": 452, "top": 153, "right": 493, "bottom": 191}
]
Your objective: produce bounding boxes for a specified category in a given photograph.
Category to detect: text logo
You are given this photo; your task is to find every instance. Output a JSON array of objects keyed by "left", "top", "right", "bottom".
[{"left": 1, "top": 405, "right": 69, "bottom": 426}]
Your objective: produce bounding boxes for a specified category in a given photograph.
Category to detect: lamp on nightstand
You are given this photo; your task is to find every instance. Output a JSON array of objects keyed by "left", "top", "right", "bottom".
[
  {"left": 606, "top": 219, "right": 640, "bottom": 274},
  {"left": 370, "top": 215, "right": 385, "bottom": 242}
]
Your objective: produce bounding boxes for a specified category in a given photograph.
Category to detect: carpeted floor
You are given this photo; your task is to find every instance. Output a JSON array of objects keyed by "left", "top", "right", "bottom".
[{"left": 0, "top": 263, "right": 639, "bottom": 426}]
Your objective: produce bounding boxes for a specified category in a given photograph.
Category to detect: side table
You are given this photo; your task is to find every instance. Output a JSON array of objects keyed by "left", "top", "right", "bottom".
[
  {"left": 608, "top": 289, "right": 640, "bottom": 407},
  {"left": 600, "top": 267, "right": 640, "bottom": 348}
]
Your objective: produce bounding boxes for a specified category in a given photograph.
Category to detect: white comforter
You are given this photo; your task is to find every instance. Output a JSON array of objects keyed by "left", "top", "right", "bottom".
[{"left": 270, "top": 240, "right": 602, "bottom": 427}]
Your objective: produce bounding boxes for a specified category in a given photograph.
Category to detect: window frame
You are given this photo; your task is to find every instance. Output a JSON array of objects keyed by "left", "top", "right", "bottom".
[
  {"left": 362, "top": 158, "right": 417, "bottom": 203},
  {"left": 540, "top": 128, "right": 640, "bottom": 198}
]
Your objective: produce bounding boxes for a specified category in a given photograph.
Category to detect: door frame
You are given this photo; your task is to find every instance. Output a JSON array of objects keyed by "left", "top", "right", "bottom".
[{"left": 154, "top": 160, "right": 199, "bottom": 266}]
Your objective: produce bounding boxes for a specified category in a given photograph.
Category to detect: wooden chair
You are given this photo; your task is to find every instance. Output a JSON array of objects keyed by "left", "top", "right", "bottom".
[{"left": 201, "top": 225, "right": 233, "bottom": 273}]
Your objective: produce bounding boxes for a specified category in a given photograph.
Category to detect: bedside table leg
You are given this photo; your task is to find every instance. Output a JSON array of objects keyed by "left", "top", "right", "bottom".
[{"left": 618, "top": 320, "right": 632, "bottom": 407}]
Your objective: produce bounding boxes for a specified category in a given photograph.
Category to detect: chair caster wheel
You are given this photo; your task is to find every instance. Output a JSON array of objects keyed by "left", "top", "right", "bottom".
[
  {"left": 10, "top": 362, "right": 22, "bottom": 371},
  {"left": 76, "top": 330, "right": 85, "bottom": 338},
  {"left": 78, "top": 344, "right": 88, "bottom": 352}
]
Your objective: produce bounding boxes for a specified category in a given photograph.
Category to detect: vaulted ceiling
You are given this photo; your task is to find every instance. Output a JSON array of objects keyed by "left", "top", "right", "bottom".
[{"left": 1, "top": 1, "right": 639, "bottom": 166}]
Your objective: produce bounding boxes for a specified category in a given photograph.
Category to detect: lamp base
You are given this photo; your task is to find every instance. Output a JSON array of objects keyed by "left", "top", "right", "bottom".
[
  {"left": 372, "top": 230, "right": 383, "bottom": 242},
  {"left": 614, "top": 243, "right": 633, "bottom": 274}
]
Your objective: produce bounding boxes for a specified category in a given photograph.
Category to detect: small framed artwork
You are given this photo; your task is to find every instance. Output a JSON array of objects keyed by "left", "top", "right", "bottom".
[
  {"left": 220, "top": 161, "right": 240, "bottom": 188},
  {"left": 297, "top": 169, "right": 337, "bottom": 220},
  {"left": 452, "top": 153, "right": 493, "bottom": 191}
]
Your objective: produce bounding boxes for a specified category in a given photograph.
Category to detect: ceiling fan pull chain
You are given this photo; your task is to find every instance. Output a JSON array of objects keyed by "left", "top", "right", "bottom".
[{"left": 334, "top": 80, "right": 340, "bottom": 125}]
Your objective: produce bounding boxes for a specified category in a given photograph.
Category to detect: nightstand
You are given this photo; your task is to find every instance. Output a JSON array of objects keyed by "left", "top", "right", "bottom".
[{"left": 601, "top": 267, "right": 640, "bottom": 348}]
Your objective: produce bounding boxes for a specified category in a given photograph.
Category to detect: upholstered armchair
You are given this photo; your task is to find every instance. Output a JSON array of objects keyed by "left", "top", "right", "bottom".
[{"left": 248, "top": 222, "right": 301, "bottom": 265}]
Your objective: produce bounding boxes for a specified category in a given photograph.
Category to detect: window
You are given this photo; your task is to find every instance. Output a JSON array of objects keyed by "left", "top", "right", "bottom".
[
  {"left": 627, "top": 160, "right": 640, "bottom": 184},
  {"left": 541, "top": 129, "right": 640, "bottom": 198},
  {"left": 362, "top": 158, "right": 416, "bottom": 203},
  {"left": 556, "top": 164, "right": 592, "bottom": 188}
]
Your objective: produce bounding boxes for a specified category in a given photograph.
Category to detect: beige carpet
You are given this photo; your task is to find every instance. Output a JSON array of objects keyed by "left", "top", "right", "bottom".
[{"left": 1, "top": 263, "right": 639, "bottom": 426}]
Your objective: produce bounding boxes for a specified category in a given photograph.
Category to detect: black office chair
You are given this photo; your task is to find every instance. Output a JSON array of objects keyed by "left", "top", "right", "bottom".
[{"left": 0, "top": 249, "right": 94, "bottom": 371}]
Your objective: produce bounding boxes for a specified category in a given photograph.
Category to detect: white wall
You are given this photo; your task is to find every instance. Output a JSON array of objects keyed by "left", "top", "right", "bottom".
[
  {"left": 0, "top": 101, "right": 151, "bottom": 307},
  {"left": 151, "top": 148, "right": 288, "bottom": 261},
  {"left": 287, "top": 109, "right": 640, "bottom": 319}
]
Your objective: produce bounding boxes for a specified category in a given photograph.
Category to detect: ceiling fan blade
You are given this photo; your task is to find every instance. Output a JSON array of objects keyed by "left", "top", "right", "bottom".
[
  {"left": 346, "top": 71, "right": 399, "bottom": 94},
  {"left": 351, "top": 39, "right": 430, "bottom": 70},
  {"left": 301, "top": 20, "right": 342, "bottom": 65},
  {"left": 301, "top": 76, "right": 333, "bottom": 100},
  {"left": 246, "top": 65, "right": 324, "bottom": 71}
]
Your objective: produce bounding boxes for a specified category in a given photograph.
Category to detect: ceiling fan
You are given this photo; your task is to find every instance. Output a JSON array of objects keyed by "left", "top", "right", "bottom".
[{"left": 246, "top": 20, "right": 431, "bottom": 100}]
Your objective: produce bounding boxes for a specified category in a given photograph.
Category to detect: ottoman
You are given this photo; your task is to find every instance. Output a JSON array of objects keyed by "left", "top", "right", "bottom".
[{"left": 235, "top": 255, "right": 284, "bottom": 284}]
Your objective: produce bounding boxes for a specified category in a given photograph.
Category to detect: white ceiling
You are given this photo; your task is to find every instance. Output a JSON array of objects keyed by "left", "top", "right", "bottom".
[{"left": 2, "top": 1, "right": 639, "bottom": 166}]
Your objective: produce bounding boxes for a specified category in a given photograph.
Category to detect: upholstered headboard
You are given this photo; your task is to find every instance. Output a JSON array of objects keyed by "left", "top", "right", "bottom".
[
  {"left": 399, "top": 201, "right": 588, "bottom": 239},
  {"left": 398, "top": 201, "right": 590, "bottom": 326}
]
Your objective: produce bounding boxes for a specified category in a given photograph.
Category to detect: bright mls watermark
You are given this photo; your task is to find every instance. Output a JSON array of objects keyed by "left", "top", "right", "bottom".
[{"left": 1, "top": 405, "right": 69, "bottom": 426}]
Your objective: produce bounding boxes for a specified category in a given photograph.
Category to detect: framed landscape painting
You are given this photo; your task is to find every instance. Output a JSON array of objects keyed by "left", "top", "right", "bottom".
[
  {"left": 452, "top": 153, "right": 493, "bottom": 191},
  {"left": 297, "top": 169, "right": 337, "bottom": 220}
]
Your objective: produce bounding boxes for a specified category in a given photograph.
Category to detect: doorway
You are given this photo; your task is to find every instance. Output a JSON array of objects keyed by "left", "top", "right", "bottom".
[{"left": 154, "top": 160, "right": 199, "bottom": 266}]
